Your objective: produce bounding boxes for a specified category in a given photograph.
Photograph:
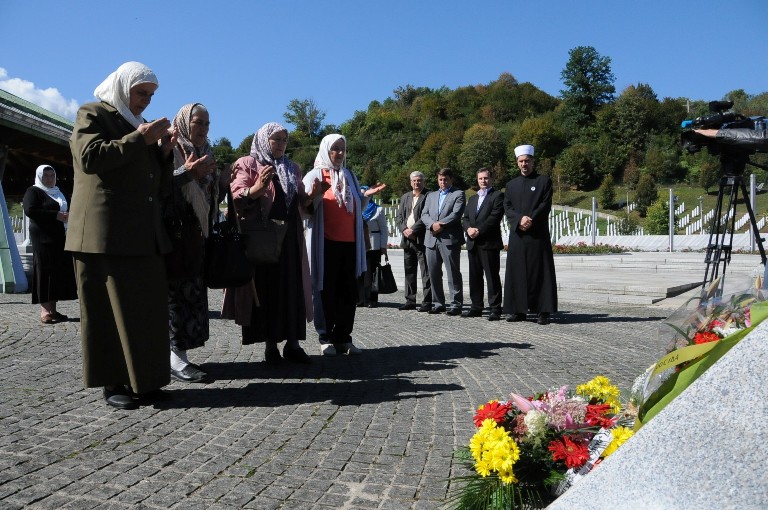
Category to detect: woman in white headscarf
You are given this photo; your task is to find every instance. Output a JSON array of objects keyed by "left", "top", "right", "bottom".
[
  {"left": 67, "top": 61, "right": 178, "bottom": 410},
  {"left": 165, "top": 103, "right": 223, "bottom": 383},
  {"left": 223, "top": 123, "right": 322, "bottom": 364},
  {"left": 302, "top": 134, "right": 385, "bottom": 356},
  {"left": 22, "top": 164, "right": 77, "bottom": 323}
]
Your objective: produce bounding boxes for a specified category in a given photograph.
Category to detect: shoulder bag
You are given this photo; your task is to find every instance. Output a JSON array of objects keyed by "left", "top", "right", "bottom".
[
  {"left": 204, "top": 189, "right": 254, "bottom": 289},
  {"left": 243, "top": 199, "right": 289, "bottom": 266}
]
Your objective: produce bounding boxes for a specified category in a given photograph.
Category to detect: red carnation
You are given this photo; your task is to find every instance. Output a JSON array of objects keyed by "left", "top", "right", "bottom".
[
  {"left": 548, "top": 436, "right": 590, "bottom": 469},
  {"left": 473, "top": 400, "right": 511, "bottom": 427}
]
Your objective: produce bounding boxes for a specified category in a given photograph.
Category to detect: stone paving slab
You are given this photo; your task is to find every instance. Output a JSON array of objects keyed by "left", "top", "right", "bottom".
[{"left": 1, "top": 287, "right": 673, "bottom": 509}]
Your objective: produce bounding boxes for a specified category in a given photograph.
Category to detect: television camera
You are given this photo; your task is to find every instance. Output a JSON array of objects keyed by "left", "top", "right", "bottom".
[{"left": 681, "top": 101, "right": 766, "bottom": 174}]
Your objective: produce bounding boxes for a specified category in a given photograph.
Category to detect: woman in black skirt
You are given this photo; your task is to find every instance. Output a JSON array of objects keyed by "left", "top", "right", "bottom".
[{"left": 22, "top": 164, "right": 77, "bottom": 323}]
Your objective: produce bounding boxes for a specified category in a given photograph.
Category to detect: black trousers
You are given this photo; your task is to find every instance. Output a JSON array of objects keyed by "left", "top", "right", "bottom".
[
  {"left": 467, "top": 247, "right": 502, "bottom": 312},
  {"left": 322, "top": 239, "right": 357, "bottom": 345},
  {"left": 402, "top": 243, "right": 432, "bottom": 305}
]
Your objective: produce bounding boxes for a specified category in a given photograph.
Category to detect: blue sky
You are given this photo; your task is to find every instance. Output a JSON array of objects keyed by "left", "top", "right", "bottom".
[{"left": 2, "top": 0, "right": 767, "bottom": 145}]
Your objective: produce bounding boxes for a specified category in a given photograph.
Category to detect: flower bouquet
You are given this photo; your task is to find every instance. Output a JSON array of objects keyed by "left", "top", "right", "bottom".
[
  {"left": 446, "top": 376, "right": 634, "bottom": 509},
  {"left": 633, "top": 283, "right": 768, "bottom": 429}
]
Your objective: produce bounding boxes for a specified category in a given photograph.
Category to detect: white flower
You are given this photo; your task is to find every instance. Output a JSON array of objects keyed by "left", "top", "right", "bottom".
[{"left": 524, "top": 410, "right": 549, "bottom": 439}]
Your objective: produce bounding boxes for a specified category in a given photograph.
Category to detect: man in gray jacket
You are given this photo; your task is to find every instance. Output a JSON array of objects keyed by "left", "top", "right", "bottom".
[
  {"left": 421, "top": 168, "right": 466, "bottom": 315},
  {"left": 395, "top": 171, "right": 432, "bottom": 311}
]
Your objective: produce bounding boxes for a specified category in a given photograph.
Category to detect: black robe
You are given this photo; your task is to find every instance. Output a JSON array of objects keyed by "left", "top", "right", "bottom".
[{"left": 502, "top": 172, "right": 557, "bottom": 314}]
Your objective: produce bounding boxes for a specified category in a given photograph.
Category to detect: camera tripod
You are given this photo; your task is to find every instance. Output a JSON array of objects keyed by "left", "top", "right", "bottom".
[{"left": 702, "top": 154, "right": 768, "bottom": 296}]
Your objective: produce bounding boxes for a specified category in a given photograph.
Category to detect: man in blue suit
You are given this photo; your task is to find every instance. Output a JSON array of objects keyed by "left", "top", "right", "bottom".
[{"left": 421, "top": 168, "right": 466, "bottom": 315}]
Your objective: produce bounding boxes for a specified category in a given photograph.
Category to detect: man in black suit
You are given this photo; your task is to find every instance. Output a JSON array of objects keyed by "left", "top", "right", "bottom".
[
  {"left": 421, "top": 168, "right": 466, "bottom": 316},
  {"left": 395, "top": 171, "right": 432, "bottom": 311},
  {"left": 462, "top": 168, "right": 504, "bottom": 321}
]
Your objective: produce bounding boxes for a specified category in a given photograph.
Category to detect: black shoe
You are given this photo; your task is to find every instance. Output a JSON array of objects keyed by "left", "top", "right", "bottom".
[
  {"left": 506, "top": 313, "right": 527, "bottom": 322},
  {"left": 399, "top": 303, "right": 417, "bottom": 311},
  {"left": 103, "top": 386, "right": 138, "bottom": 410},
  {"left": 52, "top": 312, "right": 69, "bottom": 322},
  {"left": 170, "top": 365, "right": 208, "bottom": 382},
  {"left": 487, "top": 311, "right": 502, "bottom": 321},
  {"left": 417, "top": 304, "right": 432, "bottom": 312},
  {"left": 367, "top": 302, "right": 378, "bottom": 308},
  {"left": 131, "top": 388, "right": 173, "bottom": 404},
  {"left": 186, "top": 362, "right": 206, "bottom": 373},
  {"left": 264, "top": 345, "right": 282, "bottom": 365},
  {"left": 461, "top": 309, "right": 482, "bottom": 318},
  {"left": 446, "top": 307, "right": 462, "bottom": 316},
  {"left": 537, "top": 313, "right": 551, "bottom": 325},
  {"left": 283, "top": 346, "right": 312, "bottom": 364},
  {"left": 428, "top": 306, "right": 446, "bottom": 314}
]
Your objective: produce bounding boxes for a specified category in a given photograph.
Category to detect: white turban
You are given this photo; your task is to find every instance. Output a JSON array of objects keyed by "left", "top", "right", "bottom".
[
  {"left": 93, "top": 61, "right": 158, "bottom": 128},
  {"left": 514, "top": 144, "right": 535, "bottom": 158}
]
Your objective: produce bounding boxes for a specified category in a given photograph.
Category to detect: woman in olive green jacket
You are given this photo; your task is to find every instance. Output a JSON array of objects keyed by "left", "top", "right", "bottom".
[{"left": 67, "top": 61, "right": 177, "bottom": 410}]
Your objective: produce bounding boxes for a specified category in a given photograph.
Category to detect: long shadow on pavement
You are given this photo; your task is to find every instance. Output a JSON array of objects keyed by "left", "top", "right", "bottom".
[
  {"left": 157, "top": 340, "right": 533, "bottom": 409},
  {"left": 556, "top": 311, "right": 665, "bottom": 324}
]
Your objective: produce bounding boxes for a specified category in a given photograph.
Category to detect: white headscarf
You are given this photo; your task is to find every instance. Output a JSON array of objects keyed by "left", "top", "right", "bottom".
[
  {"left": 313, "top": 134, "right": 352, "bottom": 212},
  {"left": 34, "top": 165, "right": 68, "bottom": 213},
  {"left": 93, "top": 61, "right": 158, "bottom": 128}
]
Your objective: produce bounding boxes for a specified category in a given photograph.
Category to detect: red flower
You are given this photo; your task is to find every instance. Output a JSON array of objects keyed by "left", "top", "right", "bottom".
[
  {"left": 473, "top": 400, "right": 511, "bottom": 427},
  {"left": 693, "top": 331, "right": 721, "bottom": 345},
  {"left": 585, "top": 404, "right": 616, "bottom": 428},
  {"left": 548, "top": 436, "right": 590, "bottom": 469}
]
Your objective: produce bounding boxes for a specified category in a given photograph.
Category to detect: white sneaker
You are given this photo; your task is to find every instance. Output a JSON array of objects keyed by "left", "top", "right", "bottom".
[
  {"left": 340, "top": 342, "right": 363, "bottom": 355},
  {"left": 320, "top": 343, "right": 337, "bottom": 356}
]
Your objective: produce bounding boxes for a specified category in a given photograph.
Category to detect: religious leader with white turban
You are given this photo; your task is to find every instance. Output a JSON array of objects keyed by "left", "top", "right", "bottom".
[
  {"left": 67, "top": 61, "right": 178, "bottom": 410},
  {"left": 302, "top": 134, "right": 385, "bottom": 356},
  {"left": 502, "top": 144, "right": 558, "bottom": 325}
]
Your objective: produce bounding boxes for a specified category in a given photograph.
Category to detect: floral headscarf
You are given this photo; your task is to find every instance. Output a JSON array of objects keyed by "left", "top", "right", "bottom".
[
  {"left": 313, "top": 134, "right": 352, "bottom": 212},
  {"left": 250, "top": 122, "right": 297, "bottom": 208},
  {"left": 173, "top": 103, "right": 214, "bottom": 160},
  {"left": 93, "top": 61, "right": 158, "bottom": 128}
]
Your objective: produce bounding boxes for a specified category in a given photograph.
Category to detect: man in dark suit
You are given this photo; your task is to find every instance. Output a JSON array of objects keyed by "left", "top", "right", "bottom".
[
  {"left": 395, "top": 171, "right": 432, "bottom": 311},
  {"left": 421, "top": 168, "right": 466, "bottom": 315},
  {"left": 462, "top": 168, "right": 504, "bottom": 321}
]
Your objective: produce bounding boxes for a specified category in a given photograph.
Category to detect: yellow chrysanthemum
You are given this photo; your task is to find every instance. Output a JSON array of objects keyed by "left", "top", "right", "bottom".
[
  {"left": 469, "top": 418, "right": 520, "bottom": 484},
  {"left": 577, "top": 376, "right": 622, "bottom": 413},
  {"left": 498, "top": 467, "right": 518, "bottom": 484},
  {"left": 602, "top": 426, "right": 634, "bottom": 458}
]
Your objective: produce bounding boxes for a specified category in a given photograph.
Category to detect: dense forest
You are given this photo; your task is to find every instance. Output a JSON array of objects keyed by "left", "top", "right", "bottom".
[{"left": 212, "top": 46, "right": 768, "bottom": 206}]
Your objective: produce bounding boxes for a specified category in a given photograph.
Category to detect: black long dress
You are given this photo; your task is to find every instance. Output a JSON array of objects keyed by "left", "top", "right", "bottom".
[
  {"left": 22, "top": 187, "right": 77, "bottom": 304},
  {"left": 242, "top": 177, "right": 306, "bottom": 344},
  {"left": 502, "top": 172, "right": 557, "bottom": 314}
]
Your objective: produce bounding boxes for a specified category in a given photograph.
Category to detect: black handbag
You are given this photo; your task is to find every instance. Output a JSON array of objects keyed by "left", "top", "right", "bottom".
[
  {"left": 243, "top": 203, "right": 288, "bottom": 266},
  {"left": 372, "top": 254, "right": 398, "bottom": 294},
  {"left": 204, "top": 190, "right": 254, "bottom": 289},
  {"left": 163, "top": 187, "right": 205, "bottom": 282}
]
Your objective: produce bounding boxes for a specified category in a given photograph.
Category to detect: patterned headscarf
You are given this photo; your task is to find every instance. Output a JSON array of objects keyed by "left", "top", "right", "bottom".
[
  {"left": 93, "top": 61, "right": 158, "bottom": 128},
  {"left": 172, "top": 103, "right": 216, "bottom": 237},
  {"left": 313, "top": 134, "right": 352, "bottom": 212},
  {"left": 173, "top": 103, "right": 214, "bottom": 160},
  {"left": 250, "top": 122, "right": 297, "bottom": 208}
]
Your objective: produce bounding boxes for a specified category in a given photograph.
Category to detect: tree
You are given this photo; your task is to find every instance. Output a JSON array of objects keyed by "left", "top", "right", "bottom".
[
  {"left": 623, "top": 157, "right": 641, "bottom": 190},
  {"left": 284, "top": 98, "right": 326, "bottom": 139},
  {"left": 598, "top": 174, "right": 616, "bottom": 209},
  {"left": 560, "top": 46, "right": 616, "bottom": 127},
  {"left": 645, "top": 198, "right": 676, "bottom": 234},
  {"left": 457, "top": 124, "right": 505, "bottom": 185},
  {"left": 698, "top": 152, "right": 720, "bottom": 192},
  {"left": 556, "top": 144, "right": 593, "bottom": 190},
  {"left": 211, "top": 137, "right": 236, "bottom": 173},
  {"left": 634, "top": 174, "right": 658, "bottom": 217}
]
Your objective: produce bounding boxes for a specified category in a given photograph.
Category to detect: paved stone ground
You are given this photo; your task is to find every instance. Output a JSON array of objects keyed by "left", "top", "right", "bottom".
[{"left": 0, "top": 288, "right": 672, "bottom": 509}]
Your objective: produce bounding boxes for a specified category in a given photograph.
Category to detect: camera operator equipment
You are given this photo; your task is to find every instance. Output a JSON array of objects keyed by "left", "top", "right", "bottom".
[{"left": 681, "top": 101, "right": 768, "bottom": 296}]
